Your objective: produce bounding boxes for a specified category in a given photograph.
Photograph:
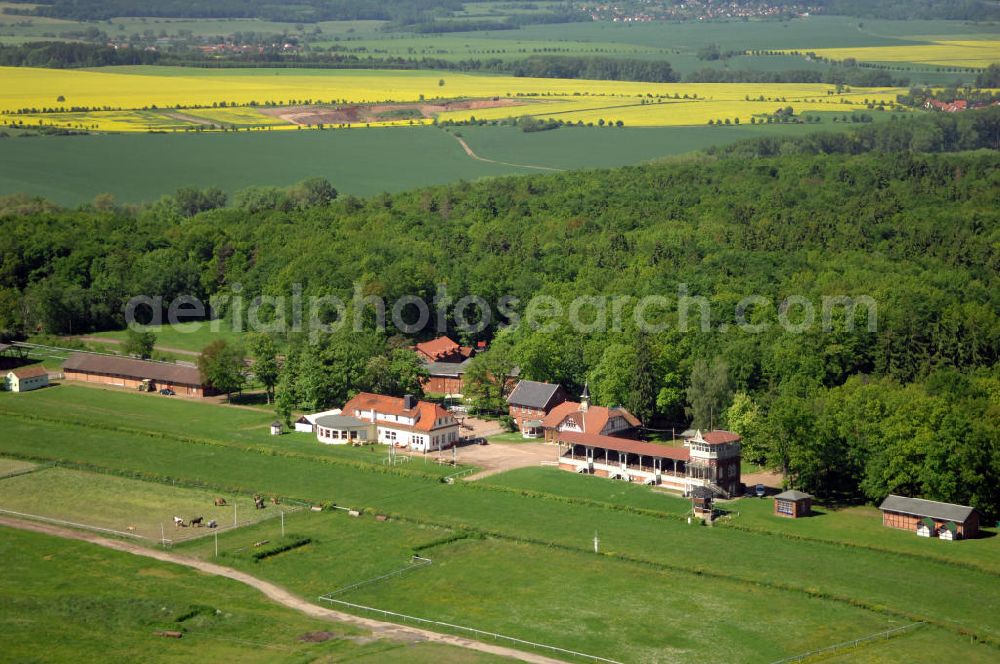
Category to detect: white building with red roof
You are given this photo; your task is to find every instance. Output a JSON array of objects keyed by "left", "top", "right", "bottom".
[
  {"left": 335, "top": 392, "right": 460, "bottom": 452},
  {"left": 3, "top": 365, "right": 48, "bottom": 393}
]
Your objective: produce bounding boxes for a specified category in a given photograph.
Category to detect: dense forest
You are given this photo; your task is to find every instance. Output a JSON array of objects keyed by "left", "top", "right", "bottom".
[{"left": 1, "top": 109, "right": 998, "bottom": 516}]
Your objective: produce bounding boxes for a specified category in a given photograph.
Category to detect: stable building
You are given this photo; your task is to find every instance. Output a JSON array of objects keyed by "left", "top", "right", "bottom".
[
  {"left": 506, "top": 380, "right": 568, "bottom": 438},
  {"left": 62, "top": 353, "right": 215, "bottom": 397},
  {"left": 338, "top": 392, "right": 460, "bottom": 453},
  {"left": 3, "top": 365, "right": 49, "bottom": 393},
  {"left": 773, "top": 490, "right": 813, "bottom": 518},
  {"left": 878, "top": 494, "right": 980, "bottom": 539},
  {"left": 414, "top": 336, "right": 475, "bottom": 396}
]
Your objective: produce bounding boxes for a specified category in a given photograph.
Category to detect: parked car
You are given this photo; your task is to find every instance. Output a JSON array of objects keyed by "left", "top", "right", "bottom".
[
  {"left": 755, "top": 483, "right": 766, "bottom": 498},
  {"left": 159, "top": 388, "right": 175, "bottom": 396}
]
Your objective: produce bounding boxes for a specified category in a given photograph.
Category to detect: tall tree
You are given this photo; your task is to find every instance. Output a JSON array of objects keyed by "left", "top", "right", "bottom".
[
  {"left": 122, "top": 328, "right": 156, "bottom": 359},
  {"left": 686, "top": 357, "right": 732, "bottom": 429},
  {"left": 197, "top": 339, "right": 245, "bottom": 402},
  {"left": 246, "top": 332, "right": 279, "bottom": 404}
]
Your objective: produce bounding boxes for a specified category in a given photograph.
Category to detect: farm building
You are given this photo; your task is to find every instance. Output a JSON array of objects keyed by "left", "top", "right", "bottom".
[
  {"left": 556, "top": 428, "right": 742, "bottom": 497},
  {"left": 506, "top": 380, "right": 568, "bottom": 437},
  {"left": 878, "top": 494, "right": 980, "bottom": 539},
  {"left": 337, "top": 392, "right": 460, "bottom": 453},
  {"left": 3, "top": 365, "right": 49, "bottom": 392},
  {"left": 293, "top": 409, "right": 342, "bottom": 433},
  {"left": 62, "top": 353, "right": 216, "bottom": 397},
  {"left": 691, "top": 485, "right": 715, "bottom": 520},
  {"left": 542, "top": 384, "right": 641, "bottom": 443},
  {"left": 314, "top": 413, "right": 371, "bottom": 445},
  {"left": 774, "top": 490, "right": 813, "bottom": 518},
  {"left": 414, "top": 335, "right": 475, "bottom": 395}
]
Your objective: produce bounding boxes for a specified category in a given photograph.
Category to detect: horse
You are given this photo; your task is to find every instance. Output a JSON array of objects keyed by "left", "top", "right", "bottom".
[
  {"left": 214, "top": 497, "right": 227, "bottom": 507},
  {"left": 173, "top": 516, "right": 184, "bottom": 528},
  {"left": 190, "top": 516, "right": 204, "bottom": 527},
  {"left": 270, "top": 496, "right": 280, "bottom": 505},
  {"left": 254, "top": 495, "right": 265, "bottom": 510},
  {"left": 126, "top": 525, "right": 136, "bottom": 533},
  {"left": 206, "top": 520, "right": 217, "bottom": 529}
]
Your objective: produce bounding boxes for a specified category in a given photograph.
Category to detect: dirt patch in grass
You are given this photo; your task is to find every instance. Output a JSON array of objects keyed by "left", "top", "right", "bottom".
[{"left": 261, "top": 98, "right": 524, "bottom": 126}]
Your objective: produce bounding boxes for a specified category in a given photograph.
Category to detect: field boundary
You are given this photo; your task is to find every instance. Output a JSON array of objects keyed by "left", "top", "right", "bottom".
[
  {"left": 318, "top": 596, "right": 623, "bottom": 664},
  {"left": 770, "top": 621, "right": 925, "bottom": 663},
  {"left": 0, "top": 507, "right": 146, "bottom": 540},
  {"left": 319, "top": 555, "right": 433, "bottom": 599}
]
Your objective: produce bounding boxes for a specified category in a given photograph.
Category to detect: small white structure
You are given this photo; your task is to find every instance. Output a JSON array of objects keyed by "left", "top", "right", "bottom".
[
  {"left": 3, "top": 366, "right": 48, "bottom": 393},
  {"left": 939, "top": 522, "right": 960, "bottom": 541},
  {"left": 916, "top": 518, "right": 936, "bottom": 538},
  {"left": 294, "top": 409, "right": 342, "bottom": 433},
  {"left": 270, "top": 421, "right": 283, "bottom": 436},
  {"left": 315, "top": 414, "right": 371, "bottom": 445}
]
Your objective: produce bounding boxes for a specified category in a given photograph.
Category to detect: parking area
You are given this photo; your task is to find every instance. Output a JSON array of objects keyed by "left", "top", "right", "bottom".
[{"left": 428, "top": 441, "right": 559, "bottom": 481}]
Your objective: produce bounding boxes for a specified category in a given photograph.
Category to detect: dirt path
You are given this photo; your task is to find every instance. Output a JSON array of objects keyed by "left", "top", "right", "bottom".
[
  {"left": 75, "top": 336, "right": 200, "bottom": 357},
  {"left": 0, "top": 516, "right": 566, "bottom": 664},
  {"left": 450, "top": 133, "right": 565, "bottom": 172}
]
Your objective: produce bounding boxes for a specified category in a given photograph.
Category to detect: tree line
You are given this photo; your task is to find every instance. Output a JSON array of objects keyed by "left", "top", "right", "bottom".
[{"left": 0, "top": 110, "right": 997, "bottom": 516}]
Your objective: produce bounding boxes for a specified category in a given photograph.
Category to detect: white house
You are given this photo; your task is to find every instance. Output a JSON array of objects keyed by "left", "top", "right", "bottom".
[
  {"left": 336, "top": 392, "right": 460, "bottom": 453},
  {"left": 3, "top": 366, "right": 48, "bottom": 393},
  {"left": 294, "top": 409, "right": 342, "bottom": 433}
]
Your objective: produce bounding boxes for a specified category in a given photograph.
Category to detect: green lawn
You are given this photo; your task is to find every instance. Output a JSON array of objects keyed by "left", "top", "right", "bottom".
[
  {"left": 0, "top": 384, "right": 471, "bottom": 477},
  {"left": 0, "top": 455, "right": 36, "bottom": 477},
  {"left": 0, "top": 467, "right": 283, "bottom": 539},
  {"left": 87, "top": 321, "right": 243, "bottom": 354},
  {"left": 3, "top": 385, "right": 1000, "bottom": 657},
  {"left": 0, "top": 525, "right": 511, "bottom": 663}
]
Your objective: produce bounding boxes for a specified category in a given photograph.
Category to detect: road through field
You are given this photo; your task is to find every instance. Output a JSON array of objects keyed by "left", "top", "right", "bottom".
[
  {"left": 451, "top": 134, "right": 565, "bottom": 172},
  {"left": 0, "top": 516, "right": 564, "bottom": 664}
]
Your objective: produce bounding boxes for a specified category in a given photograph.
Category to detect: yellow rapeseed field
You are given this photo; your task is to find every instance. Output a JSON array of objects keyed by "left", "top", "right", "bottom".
[
  {"left": 0, "top": 65, "right": 907, "bottom": 131},
  {"left": 791, "top": 39, "right": 1000, "bottom": 68}
]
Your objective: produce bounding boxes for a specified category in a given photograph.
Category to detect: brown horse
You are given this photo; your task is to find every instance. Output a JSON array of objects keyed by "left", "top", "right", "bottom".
[{"left": 214, "top": 497, "right": 227, "bottom": 507}]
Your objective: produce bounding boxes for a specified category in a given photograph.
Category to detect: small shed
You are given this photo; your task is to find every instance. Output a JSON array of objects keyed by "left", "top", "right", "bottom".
[
  {"left": 3, "top": 365, "right": 49, "bottom": 393},
  {"left": 270, "top": 421, "right": 284, "bottom": 436},
  {"left": 939, "top": 521, "right": 960, "bottom": 541},
  {"left": 916, "top": 517, "right": 936, "bottom": 538},
  {"left": 774, "top": 490, "right": 813, "bottom": 518}
]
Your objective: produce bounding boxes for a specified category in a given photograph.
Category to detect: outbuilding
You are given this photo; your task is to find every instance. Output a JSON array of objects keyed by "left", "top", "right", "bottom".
[
  {"left": 3, "top": 365, "right": 49, "bottom": 393},
  {"left": 878, "top": 494, "right": 979, "bottom": 539},
  {"left": 62, "top": 353, "right": 215, "bottom": 397},
  {"left": 773, "top": 490, "right": 813, "bottom": 518}
]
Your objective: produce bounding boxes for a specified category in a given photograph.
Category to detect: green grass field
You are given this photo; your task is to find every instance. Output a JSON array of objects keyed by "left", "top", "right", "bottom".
[
  {"left": 0, "top": 467, "right": 285, "bottom": 539},
  {"left": 0, "top": 123, "right": 870, "bottom": 205},
  {"left": 0, "top": 525, "right": 511, "bottom": 663},
  {"left": 2, "top": 385, "right": 1000, "bottom": 661},
  {"left": 86, "top": 321, "right": 243, "bottom": 354},
  {"left": 0, "top": 455, "right": 36, "bottom": 477}
]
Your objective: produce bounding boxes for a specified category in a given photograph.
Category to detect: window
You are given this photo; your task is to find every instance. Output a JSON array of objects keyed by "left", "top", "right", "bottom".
[{"left": 349, "top": 430, "right": 358, "bottom": 440}]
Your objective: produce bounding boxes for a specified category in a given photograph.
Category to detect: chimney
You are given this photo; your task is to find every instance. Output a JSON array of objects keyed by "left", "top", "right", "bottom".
[{"left": 403, "top": 394, "right": 416, "bottom": 410}]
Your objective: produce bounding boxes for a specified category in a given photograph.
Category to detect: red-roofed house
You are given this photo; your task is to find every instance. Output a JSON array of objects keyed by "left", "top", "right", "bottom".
[
  {"left": 541, "top": 384, "right": 641, "bottom": 443},
  {"left": 414, "top": 336, "right": 473, "bottom": 363},
  {"left": 337, "top": 392, "right": 460, "bottom": 452}
]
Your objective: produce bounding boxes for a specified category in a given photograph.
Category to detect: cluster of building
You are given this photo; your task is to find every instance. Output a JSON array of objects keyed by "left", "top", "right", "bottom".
[
  {"left": 4, "top": 338, "right": 985, "bottom": 538},
  {"left": 508, "top": 379, "right": 743, "bottom": 497},
  {"left": 580, "top": 1, "right": 817, "bottom": 23}
]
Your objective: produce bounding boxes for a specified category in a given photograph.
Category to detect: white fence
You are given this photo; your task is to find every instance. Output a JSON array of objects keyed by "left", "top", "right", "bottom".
[{"left": 770, "top": 622, "right": 925, "bottom": 663}]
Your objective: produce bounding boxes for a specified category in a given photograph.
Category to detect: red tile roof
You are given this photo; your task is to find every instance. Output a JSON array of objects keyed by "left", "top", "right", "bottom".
[
  {"left": 9, "top": 365, "right": 47, "bottom": 379},
  {"left": 701, "top": 430, "right": 742, "bottom": 445},
  {"left": 541, "top": 401, "right": 641, "bottom": 433},
  {"left": 559, "top": 431, "right": 689, "bottom": 461},
  {"left": 342, "top": 392, "right": 453, "bottom": 432},
  {"left": 414, "top": 336, "right": 462, "bottom": 361}
]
